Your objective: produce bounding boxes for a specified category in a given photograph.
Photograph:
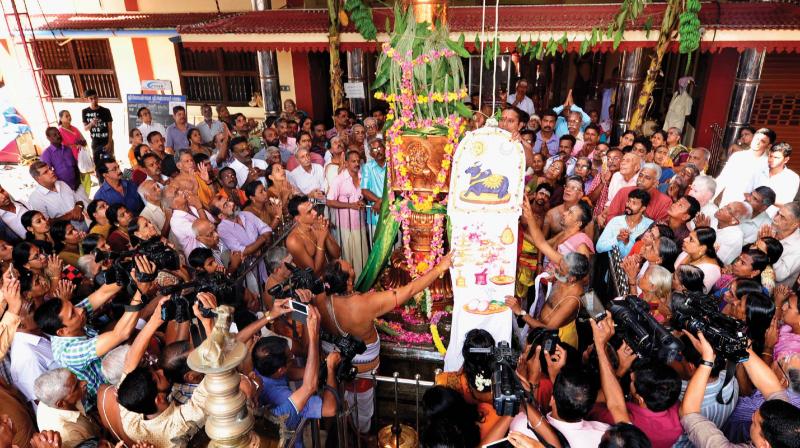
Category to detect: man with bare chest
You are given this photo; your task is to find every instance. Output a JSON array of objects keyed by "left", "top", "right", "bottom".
[
  {"left": 285, "top": 196, "right": 341, "bottom": 276},
  {"left": 543, "top": 176, "right": 584, "bottom": 237}
]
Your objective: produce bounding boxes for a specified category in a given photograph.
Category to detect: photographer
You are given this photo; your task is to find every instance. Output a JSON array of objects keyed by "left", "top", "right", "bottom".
[
  {"left": 435, "top": 329, "right": 513, "bottom": 445},
  {"left": 252, "top": 304, "right": 341, "bottom": 447},
  {"left": 590, "top": 312, "right": 684, "bottom": 448},
  {"left": 312, "top": 252, "right": 452, "bottom": 434},
  {"left": 34, "top": 255, "right": 157, "bottom": 410},
  {"left": 680, "top": 332, "right": 800, "bottom": 448}
]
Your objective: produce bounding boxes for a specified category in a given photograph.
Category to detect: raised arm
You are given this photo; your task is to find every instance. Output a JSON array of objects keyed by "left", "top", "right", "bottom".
[
  {"left": 366, "top": 252, "right": 453, "bottom": 318},
  {"left": 522, "top": 199, "right": 563, "bottom": 264},
  {"left": 289, "top": 306, "right": 321, "bottom": 412},
  {"left": 124, "top": 296, "right": 168, "bottom": 374},
  {"left": 592, "top": 313, "right": 631, "bottom": 423}
]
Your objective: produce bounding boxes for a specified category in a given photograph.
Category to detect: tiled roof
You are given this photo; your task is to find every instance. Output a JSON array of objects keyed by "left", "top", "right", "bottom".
[
  {"left": 31, "top": 12, "right": 220, "bottom": 31},
  {"left": 176, "top": 3, "right": 800, "bottom": 34}
]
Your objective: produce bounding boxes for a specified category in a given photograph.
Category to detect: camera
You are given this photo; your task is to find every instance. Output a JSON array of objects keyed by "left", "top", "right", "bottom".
[
  {"left": 289, "top": 300, "right": 308, "bottom": 323},
  {"left": 94, "top": 238, "right": 180, "bottom": 288},
  {"left": 470, "top": 341, "right": 527, "bottom": 417},
  {"left": 670, "top": 291, "right": 749, "bottom": 362},
  {"left": 158, "top": 272, "right": 235, "bottom": 323},
  {"left": 608, "top": 295, "right": 684, "bottom": 364},
  {"left": 526, "top": 328, "right": 560, "bottom": 359},
  {"left": 267, "top": 262, "right": 325, "bottom": 300},
  {"left": 322, "top": 333, "right": 367, "bottom": 383}
]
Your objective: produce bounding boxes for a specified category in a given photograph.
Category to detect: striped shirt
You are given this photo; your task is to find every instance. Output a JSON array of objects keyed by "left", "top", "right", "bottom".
[
  {"left": 675, "top": 371, "right": 739, "bottom": 448},
  {"left": 51, "top": 298, "right": 105, "bottom": 410}
]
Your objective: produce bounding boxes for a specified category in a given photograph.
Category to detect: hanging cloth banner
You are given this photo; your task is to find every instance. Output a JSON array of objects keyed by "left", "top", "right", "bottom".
[{"left": 443, "top": 122, "right": 526, "bottom": 371}]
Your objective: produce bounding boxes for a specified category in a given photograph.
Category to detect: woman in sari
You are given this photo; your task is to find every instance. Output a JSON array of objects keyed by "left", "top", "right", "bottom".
[{"left": 58, "top": 110, "right": 92, "bottom": 195}]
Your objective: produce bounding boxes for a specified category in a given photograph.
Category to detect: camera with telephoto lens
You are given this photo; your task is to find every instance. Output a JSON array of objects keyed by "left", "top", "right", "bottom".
[
  {"left": 608, "top": 295, "right": 684, "bottom": 364},
  {"left": 157, "top": 272, "right": 235, "bottom": 323},
  {"left": 321, "top": 333, "right": 367, "bottom": 383},
  {"left": 670, "top": 291, "right": 749, "bottom": 362},
  {"left": 469, "top": 341, "right": 526, "bottom": 417},
  {"left": 267, "top": 262, "right": 325, "bottom": 300},
  {"left": 94, "top": 238, "right": 180, "bottom": 287}
]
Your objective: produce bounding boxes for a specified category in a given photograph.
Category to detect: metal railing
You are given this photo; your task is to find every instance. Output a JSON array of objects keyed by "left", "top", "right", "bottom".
[
  {"left": 322, "top": 202, "right": 377, "bottom": 278},
  {"left": 286, "top": 369, "right": 439, "bottom": 448},
  {"left": 707, "top": 122, "right": 726, "bottom": 177}
]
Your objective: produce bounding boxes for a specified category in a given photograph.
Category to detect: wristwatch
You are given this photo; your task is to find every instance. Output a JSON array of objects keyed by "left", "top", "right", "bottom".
[
  {"left": 700, "top": 359, "right": 714, "bottom": 368},
  {"left": 124, "top": 302, "right": 145, "bottom": 312},
  {"left": 517, "top": 309, "right": 528, "bottom": 317}
]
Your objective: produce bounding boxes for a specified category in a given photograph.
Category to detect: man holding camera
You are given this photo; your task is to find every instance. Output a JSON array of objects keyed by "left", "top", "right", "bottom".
[
  {"left": 253, "top": 303, "right": 340, "bottom": 447},
  {"left": 34, "top": 256, "right": 156, "bottom": 410}
]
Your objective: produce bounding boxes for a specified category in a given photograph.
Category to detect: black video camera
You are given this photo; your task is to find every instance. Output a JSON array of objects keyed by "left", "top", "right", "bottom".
[
  {"left": 526, "top": 328, "right": 561, "bottom": 360},
  {"left": 94, "top": 238, "right": 180, "bottom": 288},
  {"left": 470, "top": 341, "right": 526, "bottom": 417},
  {"left": 158, "top": 272, "right": 235, "bottom": 323},
  {"left": 267, "top": 262, "right": 325, "bottom": 300},
  {"left": 608, "top": 295, "right": 684, "bottom": 364},
  {"left": 322, "top": 333, "right": 367, "bottom": 383},
  {"left": 670, "top": 291, "right": 749, "bottom": 362}
]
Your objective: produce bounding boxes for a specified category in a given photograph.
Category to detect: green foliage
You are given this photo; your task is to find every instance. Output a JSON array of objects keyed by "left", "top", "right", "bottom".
[
  {"left": 679, "top": 0, "right": 702, "bottom": 66},
  {"left": 344, "top": 0, "right": 378, "bottom": 41}
]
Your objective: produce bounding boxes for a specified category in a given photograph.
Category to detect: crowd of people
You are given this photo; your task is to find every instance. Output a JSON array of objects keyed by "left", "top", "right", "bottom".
[{"left": 0, "top": 80, "right": 795, "bottom": 448}]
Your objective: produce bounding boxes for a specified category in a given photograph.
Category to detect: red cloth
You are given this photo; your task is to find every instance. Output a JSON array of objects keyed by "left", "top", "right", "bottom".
[
  {"left": 590, "top": 402, "right": 682, "bottom": 448},
  {"left": 131, "top": 168, "right": 147, "bottom": 186},
  {"left": 605, "top": 186, "right": 672, "bottom": 223}
]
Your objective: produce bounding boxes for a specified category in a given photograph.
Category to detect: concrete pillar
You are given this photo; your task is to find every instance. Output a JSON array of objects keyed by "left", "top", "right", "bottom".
[
  {"left": 346, "top": 48, "right": 367, "bottom": 118},
  {"left": 722, "top": 48, "right": 766, "bottom": 150},
  {"left": 613, "top": 48, "right": 644, "bottom": 142}
]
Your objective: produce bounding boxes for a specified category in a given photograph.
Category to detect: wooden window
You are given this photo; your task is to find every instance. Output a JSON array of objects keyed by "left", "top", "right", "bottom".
[
  {"left": 176, "top": 44, "right": 261, "bottom": 106},
  {"left": 37, "top": 39, "right": 120, "bottom": 100}
]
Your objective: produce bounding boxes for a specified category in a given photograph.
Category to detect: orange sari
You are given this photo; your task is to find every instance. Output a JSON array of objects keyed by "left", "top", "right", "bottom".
[{"left": 435, "top": 371, "right": 501, "bottom": 440}]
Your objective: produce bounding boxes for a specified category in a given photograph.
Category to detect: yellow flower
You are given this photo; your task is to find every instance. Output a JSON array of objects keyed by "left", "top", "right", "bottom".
[
  {"left": 432, "top": 92, "right": 444, "bottom": 102},
  {"left": 404, "top": 181, "right": 412, "bottom": 190},
  {"left": 410, "top": 193, "right": 418, "bottom": 202},
  {"left": 386, "top": 49, "right": 395, "bottom": 58},
  {"left": 386, "top": 94, "right": 396, "bottom": 102},
  {"left": 447, "top": 92, "right": 458, "bottom": 102},
  {"left": 399, "top": 166, "right": 408, "bottom": 176},
  {"left": 386, "top": 113, "right": 394, "bottom": 120},
  {"left": 417, "top": 95, "right": 428, "bottom": 103},
  {"left": 437, "top": 173, "right": 447, "bottom": 183},
  {"left": 441, "top": 159, "right": 451, "bottom": 169},
  {"left": 416, "top": 262, "right": 430, "bottom": 274},
  {"left": 374, "top": 92, "right": 385, "bottom": 100}
]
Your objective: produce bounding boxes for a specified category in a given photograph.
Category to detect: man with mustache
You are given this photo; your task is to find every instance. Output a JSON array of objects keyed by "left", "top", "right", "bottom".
[
  {"left": 533, "top": 110, "right": 558, "bottom": 157},
  {"left": 597, "top": 188, "right": 653, "bottom": 258}
]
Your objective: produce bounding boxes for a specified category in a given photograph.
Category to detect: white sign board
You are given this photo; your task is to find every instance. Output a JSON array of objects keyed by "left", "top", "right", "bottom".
[
  {"left": 344, "top": 82, "right": 365, "bottom": 99},
  {"left": 55, "top": 75, "right": 74, "bottom": 99},
  {"left": 141, "top": 79, "right": 173, "bottom": 93}
]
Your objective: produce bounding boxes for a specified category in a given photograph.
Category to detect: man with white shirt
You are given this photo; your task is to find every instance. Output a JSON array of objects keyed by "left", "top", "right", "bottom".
[
  {"left": 758, "top": 142, "right": 799, "bottom": 217},
  {"left": 713, "top": 201, "right": 752, "bottom": 265},
  {"left": 605, "top": 152, "right": 641, "bottom": 208},
  {"left": 27, "top": 161, "right": 88, "bottom": 232},
  {"left": 713, "top": 127, "right": 775, "bottom": 207},
  {"left": 228, "top": 136, "right": 267, "bottom": 187},
  {"left": 687, "top": 175, "right": 718, "bottom": 230},
  {"left": 507, "top": 78, "right": 535, "bottom": 117},
  {"left": 770, "top": 202, "right": 800, "bottom": 286},
  {"left": 9, "top": 300, "right": 56, "bottom": 410},
  {"left": 135, "top": 107, "right": 166, "bottom": 142},
  {"left": 276, "top": 118, "right": 297, "bottom": 156},
  {"left": 0, "top": 184, "right": 30, "bottom": 240},
  {"left": 196, "top": 104, "right": 227, "bottom": 145},
  {"left": 289, "top": 148, "right": 326, "bottom": 200},
  {"left": 138, "top": 180, "right": 171, "bottom": 240},
  {"left": 741, "top": 186, "right": 776, "bottom": 245},
  {"left": 163, "top": 185, "right": 214, "bottom": 255}
]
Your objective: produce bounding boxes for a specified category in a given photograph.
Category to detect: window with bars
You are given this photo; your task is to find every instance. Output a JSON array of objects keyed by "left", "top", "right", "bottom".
[
  {"left": 36, "top": 39, "right": 120, "bottom": 100},
  {"left": 176, "top": 44, "right": 261, "bottom": 106}
]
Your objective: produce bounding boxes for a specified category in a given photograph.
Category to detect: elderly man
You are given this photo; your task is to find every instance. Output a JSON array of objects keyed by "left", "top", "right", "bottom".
[
  {"left": 553, "top": 90, "right": 590, "bottom": 138},
  {"left": 138, "top": 180, "right": 170, "bottom": 239},
  {"left": 27, "top": 161, "right": 89, "bottom": 231},
  {"left": 687, "top": 175, "right": 718, "bottom": 230},
  {"left": 714, "top": 201, "right": 752, "bottom": 265},
  {"left": 34, "top": 368, "right": 101, "bottom": 448},
  {"left": 361, "top": 137, "right": 387, "bottom": 229},
  {"left": 136, "top": 107, "right": 166, "bottom": 144},
  {"left": 164, "top": 185, "right": 214, "bottom": 256},
  {"left": 588, "top": 147, "right": 622, "bottom": 219},
  {"left": 210, "top": 195, "right": 271, "bottom": 258},
  {"left": 741, "top": 186, "right": 776, "bottom": 245},
  {"left": 288, "top": 148, "right": 326, "bottom": 200},
  {"left": 164, "top": 105, "right": 196, "bottom": 153},
  {"left": 605, "top": 162, "right": 672, "bottom": 223},
  {"left": 507, "top": 78, "right": 535, "bottom": 116},
  {"left": 191, "top": 218, "right": 238, "bottom": 273},
  {"left": 768, "top": 202, "right": 800, "bottom": 286},
  {"left": 606, "top": 151, "right": 641, "bottom": 209},
  {"left": 714, "top": 127, "right": 775, "bottom": 207},
  {"left": 686, "top": 147, "right": 710, "bottom": 174},
  {"left": 544, "top": 135, "right": 578, "bottom": 177}
]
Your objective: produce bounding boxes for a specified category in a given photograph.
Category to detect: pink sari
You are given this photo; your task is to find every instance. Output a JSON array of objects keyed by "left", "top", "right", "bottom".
[
  {"left": 58, "top": 125, "right": 85, "bottom": 159},
  {"left": 543, "top": 232, "right": 595, "bottom": 270}
]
